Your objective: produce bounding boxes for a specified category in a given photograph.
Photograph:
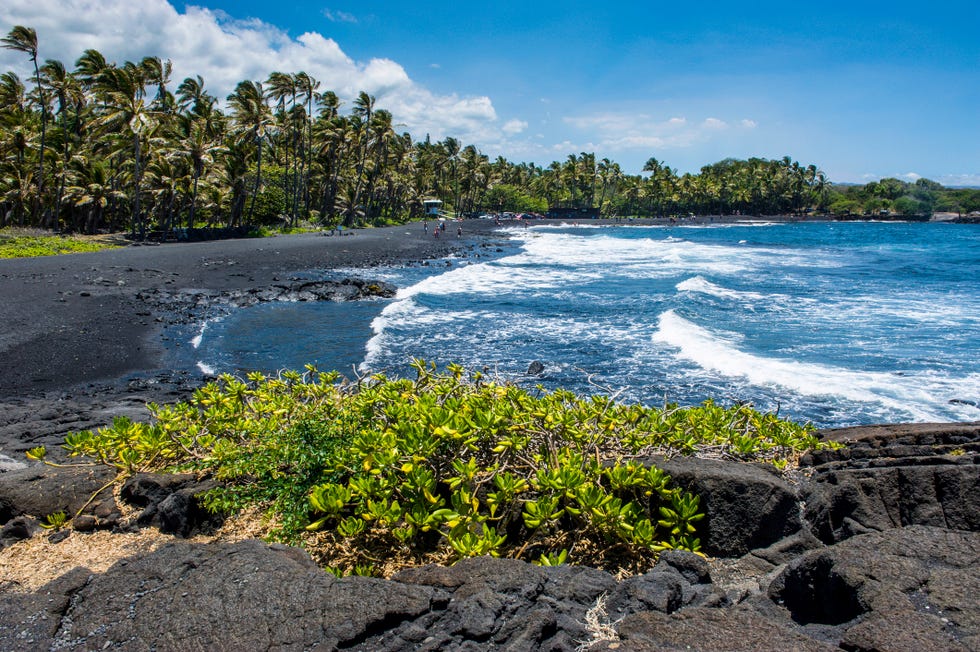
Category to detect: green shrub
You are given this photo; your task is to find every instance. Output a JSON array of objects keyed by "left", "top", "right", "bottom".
[
  {"left": 62, "top": 361, "right": 832, "bottom": 575},
  {"left": 0, "top": 231, "right": 119, "bottom": 258}
]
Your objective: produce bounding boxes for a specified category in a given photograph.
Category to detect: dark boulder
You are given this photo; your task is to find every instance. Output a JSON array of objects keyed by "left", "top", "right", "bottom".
[
  {"left": 0, "top": 465, "right": 117, "bottom": 526},
  {"left": 617, "top": 606, "right": 837, "bottom": 651},
  {"left": 769, "top": 525, "right": 980, "bottom": 651},
  {"left": 527, "top": 361, "right": 545, "bottom": 375},
  {"left": 0, "top": 540, "right": 438, "bottom": 651},
  {"left": 121, "top": 472, "right": 222, "bottom": 537},
  {"left": 655, "top": 549, "right": 712, "bottom": 585},
  {"left": 651, "top": 455, "right": 801, "bottom": 557},
  {"left": 609, "top": 569, "right": 687, "bottom": 615},
  {"left": 802, "top": 422, "right": 980, "bottom": 543},
  {"left": 0, "top": 515, "right": 40, "bottom": 548}
]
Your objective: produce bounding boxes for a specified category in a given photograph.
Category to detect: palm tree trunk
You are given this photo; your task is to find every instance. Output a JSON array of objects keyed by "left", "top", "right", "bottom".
[
  {"left": 189, "top": 168, "right": 200, "bottom": 229},
  {"left": 133, "top": 133, "right": 144, "bottom": 239},
  {"left": 247, "top": 136, "right": 262, "bottom": 224},
  {"left": 31, "top": 55, "right": 48, "bottom": 227}
]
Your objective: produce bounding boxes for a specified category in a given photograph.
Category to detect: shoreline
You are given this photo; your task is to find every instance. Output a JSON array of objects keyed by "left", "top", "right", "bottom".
[
  {"left": 0, "top": 219, "right": 505, "bottom": 462},
  {"left": 1, "top": 216, "right": 976, "bottom": 462},
  {"left": 0, "top": 213, "right": 813, "bottom": 401},
  {"left": 0, "top": 219, "right": 505, "bottom": 399}
]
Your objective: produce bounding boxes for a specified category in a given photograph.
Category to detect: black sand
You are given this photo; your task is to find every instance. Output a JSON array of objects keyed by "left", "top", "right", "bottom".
[{"left": 0, "top": 220, "right": 504, "bottom": 398}]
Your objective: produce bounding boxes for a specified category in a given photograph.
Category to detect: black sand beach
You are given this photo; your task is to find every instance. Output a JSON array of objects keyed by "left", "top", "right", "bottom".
[{"left": 0, "top": 220, "right": 505, "bottom": 398}]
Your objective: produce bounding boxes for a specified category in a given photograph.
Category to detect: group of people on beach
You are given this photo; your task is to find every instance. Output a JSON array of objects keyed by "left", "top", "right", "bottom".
[{"left": 423, "top": 220, "right": 462, "bottom": 238}]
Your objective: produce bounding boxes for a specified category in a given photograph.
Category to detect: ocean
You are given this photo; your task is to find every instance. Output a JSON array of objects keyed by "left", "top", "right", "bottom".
[{"left": 184, "top": 221, "right": 980, "bottom": 428}]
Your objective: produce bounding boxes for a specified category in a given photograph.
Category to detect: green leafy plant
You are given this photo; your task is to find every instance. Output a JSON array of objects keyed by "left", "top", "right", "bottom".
[
  {"left": 61, "top": 360, "right": 836, "bottom": 576},
  {"left": 535, "top": 549, "right": 569, "bottom": 567},
  {"left": 0, "top": 231, "right": 119, "bottom": 259},
  {"left": 40, "top": 511, "right": 69, "bottom": 530}
]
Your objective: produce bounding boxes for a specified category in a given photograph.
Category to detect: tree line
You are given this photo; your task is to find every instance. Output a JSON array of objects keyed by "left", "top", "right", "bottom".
[{"left": 2, "top": 26, "right": 977, "bottom": 236}]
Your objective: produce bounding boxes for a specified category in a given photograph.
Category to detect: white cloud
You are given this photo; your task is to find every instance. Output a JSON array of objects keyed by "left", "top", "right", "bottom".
[
  {"left": 560, "top": 111, "right": 754, "bottom": 153},
  {"left": 322, "top": 8, "right": 358, "bottom": 24},
  {"left": 899, "top": 172, "right": 922, "bottom": 181},
  {"left": 740, "top": 119, "right": 757, "bottom": 128},
  {"left": 550, "top": 140, "right": 578, "bottom": 152},
  {"left": 0, "top": 0, "right": 510, "bottom": 145},
  {"left": 938, "top": 173, "right": 980, "bottom": 187},
  {"left": 502, "top": 119, "right": 528, "bottom": 135}
]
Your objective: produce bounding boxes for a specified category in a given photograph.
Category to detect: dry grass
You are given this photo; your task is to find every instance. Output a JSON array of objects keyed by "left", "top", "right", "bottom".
[
  {"left": 0, "top": 529, "right": 173, "bottom": 592},
  {"left": 575, "top": 593, "right": 623, "bottom": 651},
  {"left": 0, "top": 503, "right": 269, "bottom": 593}
]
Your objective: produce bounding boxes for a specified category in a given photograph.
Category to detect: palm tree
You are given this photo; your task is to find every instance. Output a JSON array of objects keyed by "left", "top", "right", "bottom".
[
  {"left": 173, "top": 114, "right": 226, "bottom": 228},
  {"left": 345, "top": 91, "right": 375, "bottom": 225},
  {"left": 64, "top": 155, "right": 126, "bottom": 233},
  {"left": 3, "top": 25, "right": 49, "bottom": 225},
  {"left": 227, "top": 80, "right": 274, "bottom": 224},
  {"left": 294, "top": 72, "right": 320, "bottom": 216},
  {"left": 266, "top": 72, "right": 299, "bottom": 220},
  {"left": 40, "top": 59, "right": 86, "bottom": 229},
  {"left": 95, "top": 66, "right": 156, "bottom": 237},
  {"left": 141, "top": 56, "right": 174, "bottom": 113}
]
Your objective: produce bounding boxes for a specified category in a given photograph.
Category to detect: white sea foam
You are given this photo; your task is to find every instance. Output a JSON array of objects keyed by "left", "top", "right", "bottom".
[
  {"left": 196, "top": 361, "right": 216, "bottom": 375},
  {"left": 652, "top": 310, "right": 977, "bottom": 421},
  {"left": 676, "top": 276, "right": 774, "bottom": 302},
  {"left": 189, "top": 321, "right": 209, "bottom": 349},
  {"left": 827, "top": 294, "right": 979, "bottom": 327},
  {"left": 361, "top": 228, "right": 817, "bottom": 372},
  {"left": 513, "top": 231, "right": 764, "bottom": 277}
]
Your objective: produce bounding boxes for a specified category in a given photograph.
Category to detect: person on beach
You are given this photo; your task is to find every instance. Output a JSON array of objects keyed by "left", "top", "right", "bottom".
[
  {"left": 457, "top": 225, "right": 462, "bottom": 237},
  {"left": 423, "top": 220, "right": 428, "bottom": 233}
]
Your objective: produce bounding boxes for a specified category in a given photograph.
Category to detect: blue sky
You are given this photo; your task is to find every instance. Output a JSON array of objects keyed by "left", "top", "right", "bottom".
[{"left": 2, "top": 0, "right": 978, "bottom": 184}]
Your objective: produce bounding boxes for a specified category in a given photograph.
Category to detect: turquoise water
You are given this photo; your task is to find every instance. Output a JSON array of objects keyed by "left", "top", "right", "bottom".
[{"left": 190, "top": 221, "right": 980, "bottom": 427}]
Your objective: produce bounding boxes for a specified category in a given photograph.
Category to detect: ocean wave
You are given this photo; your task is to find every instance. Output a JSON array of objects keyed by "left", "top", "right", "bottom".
[
  {"left": 676, "top": 276, "right": 775, "bottom": 302},
  {"left": 514, "top": 231, "right": 764, "bottom": 277},
  {"left": 189, "top": 318, "right": 224, "bottom": 349},
  {"left": 652, "top": 310, "right": 977, "bottom": 421},
  {"left": 826, "top": 294, "right": 980, "bottom": 327}
]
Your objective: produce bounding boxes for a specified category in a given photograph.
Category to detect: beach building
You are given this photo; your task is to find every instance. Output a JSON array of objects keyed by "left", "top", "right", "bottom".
[{"left": 423, "top": 199, "right": 443, "bottom": 216}]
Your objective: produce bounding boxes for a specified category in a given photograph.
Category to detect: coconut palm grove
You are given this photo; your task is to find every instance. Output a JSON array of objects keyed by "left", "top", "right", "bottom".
[{"left": 2, "top": 25, "right": 978, "bottom": 237}]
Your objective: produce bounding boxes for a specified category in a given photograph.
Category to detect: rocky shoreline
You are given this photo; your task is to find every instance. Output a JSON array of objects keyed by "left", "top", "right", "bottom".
[
  {"left": 1, "top": 220, "right": 978, "bottom": 650},
  {"left": 1, "top": 421, "right": 976, "bottom": 650}
]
